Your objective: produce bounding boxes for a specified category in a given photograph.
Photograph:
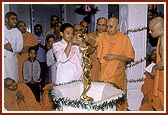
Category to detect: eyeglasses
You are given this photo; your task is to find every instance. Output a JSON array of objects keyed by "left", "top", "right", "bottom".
[
  {"left": 7, "top": 80, "right": 16, "bottom": 87},
  {"left": 74, "top": 29, "right": 82, "bottom": 32}
]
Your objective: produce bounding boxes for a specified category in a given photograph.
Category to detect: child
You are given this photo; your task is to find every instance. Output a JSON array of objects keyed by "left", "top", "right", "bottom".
[
  {"left": 46, "top": 34, "right": 57, "bottom": 83},
  {"left": 23, "top": 47, "right": 41, "bottom": 102},
  {"left": 53, "top": 23, "right": 83, "bottom": 84}
]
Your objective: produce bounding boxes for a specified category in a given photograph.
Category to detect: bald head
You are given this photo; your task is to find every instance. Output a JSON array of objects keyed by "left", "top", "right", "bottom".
[
  {"left": 149, "top": 17, "right": 164, "bottom": 38},
  {"left": 106, "top": 17, "right": 119, "bottom": 36},
  {"left": 108, "top": 17, "right": 119, "bottom": 25},
  {"left": 150, "top": 17, "right": 164, "bottom": 28}
]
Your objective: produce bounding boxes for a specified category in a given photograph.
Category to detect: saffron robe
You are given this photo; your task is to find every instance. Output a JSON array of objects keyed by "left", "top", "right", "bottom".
[
  {"left": 139, "top": 72, "right": 154, "bottom": 111},
  {"left": 97, "top": 32, "right": 134, "bottom": 111},
  {"left": 87, "top": 32, "right": 101, "bottom": 81},
  {"left": 4, "top": 82, "right": 41, "bottom": 111},
  {"left": 18, "top": 32, "right": 38, "bottom": 82},
  {"left": 152, "top": 37, "right": 164, "bottom": 111},
  {"left": 97, "top": 32, "right": 135, "bottom": 92}
]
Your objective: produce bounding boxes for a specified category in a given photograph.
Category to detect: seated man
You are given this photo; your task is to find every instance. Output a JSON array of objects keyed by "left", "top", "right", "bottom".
[
  {"left": 4, "top": 77, "right": 55, "bottom": 111},
  {"left": 4, "top": 77, "right": 41, "bottom": 111}
]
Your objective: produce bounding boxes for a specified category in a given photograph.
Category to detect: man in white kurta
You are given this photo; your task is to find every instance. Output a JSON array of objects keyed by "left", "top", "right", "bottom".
[
  {"left": 53, "top": 39, "right": 82, "bottom": 84},
  {"left": 4, "top": 12, "right": 23, "bottom": 82}
]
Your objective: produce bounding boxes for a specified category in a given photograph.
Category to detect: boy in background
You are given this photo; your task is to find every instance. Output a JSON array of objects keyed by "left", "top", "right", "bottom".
[{"left": 23, "top": 47, "right": 41, "bottom": 102}]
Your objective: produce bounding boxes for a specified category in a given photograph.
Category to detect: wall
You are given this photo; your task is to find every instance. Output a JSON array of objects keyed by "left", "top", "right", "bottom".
[{"left": 4, "top": 4, "right": 63, "bottom": 34}]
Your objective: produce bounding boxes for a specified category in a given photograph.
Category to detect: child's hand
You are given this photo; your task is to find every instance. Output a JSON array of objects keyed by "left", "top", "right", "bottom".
[{"left": 72, "top": 34, "right": 82, "bottom": 46}]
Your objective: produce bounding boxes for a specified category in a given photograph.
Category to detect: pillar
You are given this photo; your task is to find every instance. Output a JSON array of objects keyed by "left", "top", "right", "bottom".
[{"left": 119, "top": 4, "right": 147, "bottom": 110}]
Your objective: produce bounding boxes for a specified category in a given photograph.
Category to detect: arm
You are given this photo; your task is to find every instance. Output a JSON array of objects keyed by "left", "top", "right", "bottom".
[
  {"left": 87, "top": 33, "right": 97, "bottom": 47},
  {"left": 39, "top": 42, "right": 48, "bottom": 51},
  {"left": 65, "top": 35, "right": 82, "bottom": 57},
  {"left": 53, "top": 43, "right": 69, "bottom": 63},
  {"left": 154, "top": 37, "right": 164, "bottom": 70},
  {"left": 96, "top": 36, "right": 102, "bottom": 63},
  {"left": 23, "top": 61, "right": 31, "bottom": 83},
  {"left": 64, "top": 41, "right": 73, "bottom": 57},
  {"left": 103, "top": 54, "right": 134, "bottom": 63},
  {"left": 13, "top": 29, "right": 23, "bottom": 53},
  {"left": 34, "top": 61, "right": 41, "bottom": 82},
  {"left": 46, "top": 49, "right": 56, "bottom": 67},
  {"left": 151, "top": 38, "right": 164, "bottom": 76},
  {"left": 103, "top": 54, "right": 133, "bottom": 69}
]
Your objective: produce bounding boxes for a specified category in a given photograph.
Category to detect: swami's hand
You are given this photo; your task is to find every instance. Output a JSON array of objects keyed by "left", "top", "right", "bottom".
[
  {"left": 16, "top": 90, "right": 25, "bottom": 105},
  {"left": 103, "top": 54, "right": 116, "bottom": 61},
  {"left": 150, "top": 67, "right": 156, "bottom": 77}
]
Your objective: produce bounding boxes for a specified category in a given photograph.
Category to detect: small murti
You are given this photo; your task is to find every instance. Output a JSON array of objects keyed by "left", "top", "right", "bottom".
[{"left": 50, "top": 80, "right": 126, "bottom": 111}]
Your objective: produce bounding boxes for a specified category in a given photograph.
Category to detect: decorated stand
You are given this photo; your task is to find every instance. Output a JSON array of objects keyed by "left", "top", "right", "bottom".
[
  {"left": 50, "top": 81, "right": 126, "bottom": 111},
  {"left": 50, "top": 35, "right": 126, "bottom": 111}
]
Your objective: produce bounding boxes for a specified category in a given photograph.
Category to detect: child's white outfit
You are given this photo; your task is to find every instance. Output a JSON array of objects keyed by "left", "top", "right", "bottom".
[{"left": 53, "top": 39, "right": 82, "bottom": 84}]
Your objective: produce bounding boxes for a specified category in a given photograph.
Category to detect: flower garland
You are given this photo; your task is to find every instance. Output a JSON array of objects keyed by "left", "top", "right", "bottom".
[
  {"left": 126, "top": 27, "right": 147, "bottom": 34},
  {"left": 55, "top": 79, "right": 82, "bottom": 86},
  {"left": 126, "top": 78, "right": 145, "bottom": 83},
  {"left": 49, "top": 94, "right": 126, "bottom": 111},
  {"left": 126, "top": 57, "right": 147, "bottom": 69},
  {"left": 125, "top": 26, "right": 149, "bottom": 83},
  {"left": 126, "top": 57, "right": 148, "bottom": 83},
  {"left": 48, "top": 80, "right": 126, "bottom": 111}
]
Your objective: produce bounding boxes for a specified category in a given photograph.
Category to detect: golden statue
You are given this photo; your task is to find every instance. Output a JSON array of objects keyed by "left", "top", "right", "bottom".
[{"left": 79, "top": 35, "right": 95, "bottom": 102}]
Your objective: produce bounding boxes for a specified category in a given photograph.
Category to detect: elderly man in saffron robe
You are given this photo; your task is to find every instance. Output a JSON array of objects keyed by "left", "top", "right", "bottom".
[
  {"left": 4, "top": 77, "right": 41, "bottom": 111},
  {"left": 96, "top": 17, "right": 135, "bottom": 111},
  {"left": 149, "top": 17, "right": 164, "bottom": 111},
  {"left": 4, "top": 77, "right": 54, "bottom": 111}
]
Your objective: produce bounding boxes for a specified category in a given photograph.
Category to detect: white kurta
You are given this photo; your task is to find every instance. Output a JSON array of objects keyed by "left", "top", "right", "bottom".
[
  {"left": 46, "top": 48, "right": 57, "bottom": 83},
  {"left": 53, "top": 39, "right": 82, "bottom": 84},
  {"left": 4, "top": 26, "right": 23, "bottom": 82}
]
